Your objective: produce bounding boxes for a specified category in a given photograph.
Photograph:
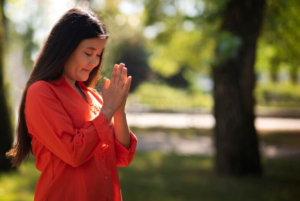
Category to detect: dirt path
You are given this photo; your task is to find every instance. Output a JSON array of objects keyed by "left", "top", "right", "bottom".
[
  {"left": 127, "top": 113, "right": 300, "bottom": 158},
  {"left": 135, "top": 132, "right": 300, "bottom": 158},
  {"left": 127, "top": 113, "right": 300, "bottom": 132}
]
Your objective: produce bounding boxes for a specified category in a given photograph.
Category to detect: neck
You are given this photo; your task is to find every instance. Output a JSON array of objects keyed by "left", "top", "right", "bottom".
[{"left": 63, "top": 75, "right": 77, "bottom": 89}]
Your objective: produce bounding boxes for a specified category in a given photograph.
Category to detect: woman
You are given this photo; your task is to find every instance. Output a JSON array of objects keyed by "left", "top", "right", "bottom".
[{"left": 6, "top": 7, "right": 137, "bottom": 201}]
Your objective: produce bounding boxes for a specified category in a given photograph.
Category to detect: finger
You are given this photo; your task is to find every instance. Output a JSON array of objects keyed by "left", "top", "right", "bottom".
[
  {"left": 116, "top": 65, "right": 123, "bottom": 86},
  {"left": 122, "top": 65, "right": 127, "bottom": 85},
  {"left": 102, "top": 77, "right": 107, "bottom": 90},
  {"left": 111, "top": 64, "right": 118, "bottom": 84},
  {"left": 120, "top": 67, "right": 127, "bottom": 87},
  {"left": 105, "top": 79, "right": 111, "bottom": 89},
  {"left": 119, "top": 63, "right": 125, "bottom": 68},
  {"left": 102, "top": 77, "right": 110, "bottom": 90},
  {"left": 122, "top": 76, "right": 132, "bottom": 95},
  {"left": 119, "top": 63, "right": 127, "bottom": 85}
]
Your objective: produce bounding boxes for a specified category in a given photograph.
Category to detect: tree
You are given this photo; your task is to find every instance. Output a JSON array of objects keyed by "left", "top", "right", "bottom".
[
  {"left": 256, "top": 0, "right": 300, "bottom": 84},
  {"left": 142, "top": 0, "right": 265, "bottom": 175},
  {"left": 0, "top": 0, "right": 14, "bottom": 172},
  {"left": 213, "top": 0, "right": 265, "bottom": 175}
]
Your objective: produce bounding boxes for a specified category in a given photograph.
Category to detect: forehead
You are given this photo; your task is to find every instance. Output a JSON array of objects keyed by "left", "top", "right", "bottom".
[{"left": 78, "top": 38, "right": 106, "bottom": 50}]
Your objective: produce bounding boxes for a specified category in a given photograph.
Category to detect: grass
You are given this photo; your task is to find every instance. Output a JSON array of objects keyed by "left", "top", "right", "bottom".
[
  {"left": 119, "top": 152, "right": 300, "bottom": 201},
  {"left": 0, "top": 130, "right": 300, "bottom": 201},
  {"left": 259, "top": 132, "right": 300, "bottom": 148},
  {"left": 128, "top": 81, "right": 300, "bottom": 112},
  {"left": 129, "top": 81, "right": 213, "bottom": 110},
  {"left": 0, "top": 156, "right": 40, "bottom": 201}
]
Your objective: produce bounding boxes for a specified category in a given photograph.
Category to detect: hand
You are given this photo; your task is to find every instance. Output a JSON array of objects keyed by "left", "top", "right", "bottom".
[
  {"left": 115, "top": 63, "right": 130, "bottom": 115},
  {"left": 101, "top": 64, "right": 131, "bottom": 121}
]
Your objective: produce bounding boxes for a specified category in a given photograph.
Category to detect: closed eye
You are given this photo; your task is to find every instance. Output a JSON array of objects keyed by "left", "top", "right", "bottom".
[{"left": 85, "top": 52, "right": 101, "bottom": 58}]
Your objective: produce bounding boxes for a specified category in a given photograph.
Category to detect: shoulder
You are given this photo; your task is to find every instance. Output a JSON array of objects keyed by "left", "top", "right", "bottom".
[
  {"left": 28, "top": 80, "right": 51, "bottom": 90},
  {"left": 27, "top": 81, "right": 56, "bottom": 100}
]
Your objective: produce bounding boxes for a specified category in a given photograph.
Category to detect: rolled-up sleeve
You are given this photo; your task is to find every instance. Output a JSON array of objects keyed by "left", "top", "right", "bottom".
[
  {"left": 25, "top": 81, "right": 112, "bottom": 167},
  {"left": 114, "top": 131, "right": 137, "bottom": 167}
]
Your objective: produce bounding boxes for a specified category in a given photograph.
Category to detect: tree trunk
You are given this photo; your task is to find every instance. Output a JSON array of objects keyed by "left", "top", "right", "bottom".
[
  {"left": 0, "top": 0, "right": 13, "bottom": 171},
  {"left": 213, "top": 0, "right": 266, "bottom": 175}
]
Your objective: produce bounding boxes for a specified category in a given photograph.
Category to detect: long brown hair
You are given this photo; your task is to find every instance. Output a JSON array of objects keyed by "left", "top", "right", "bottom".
[{"left": 6, "top": 8, "right": 108, "bottom": 167}]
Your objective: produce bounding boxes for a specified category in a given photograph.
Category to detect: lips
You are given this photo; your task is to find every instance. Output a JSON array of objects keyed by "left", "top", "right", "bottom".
[{"left": 83, "top": 69, "right": 91, "bottom": 73}]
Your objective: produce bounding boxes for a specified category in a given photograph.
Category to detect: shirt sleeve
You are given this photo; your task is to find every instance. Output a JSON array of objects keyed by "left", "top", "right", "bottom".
[
  {"left": 25, "top": 81, "right": 112, "bottom": 167},
  {"left": 88, "top": 87, "right": 138, "bottom": 167},
  {"left": 114, "top": 131, "right": 138, "bottom": 167}
]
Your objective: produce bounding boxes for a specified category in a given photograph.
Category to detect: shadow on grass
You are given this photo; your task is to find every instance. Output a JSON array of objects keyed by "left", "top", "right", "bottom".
[
  {"left": 0, "top": 156, "right": 40, "bottom": 201},
  {"left": 119, "top": 152, "right": 300, "bottom": 201},
  {"left": 1, "top": 152, "right": 300, "bottom": 201}
]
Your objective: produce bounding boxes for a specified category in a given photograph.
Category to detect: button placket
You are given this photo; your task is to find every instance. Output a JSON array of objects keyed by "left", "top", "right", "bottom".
[{"left": 75, "top": 130, "right": 81, "bottom": 144}]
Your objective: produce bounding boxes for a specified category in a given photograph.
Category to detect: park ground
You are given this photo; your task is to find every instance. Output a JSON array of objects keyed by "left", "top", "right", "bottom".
[{"left": 1, "top": 113, "right": 300, "bottom": 201}]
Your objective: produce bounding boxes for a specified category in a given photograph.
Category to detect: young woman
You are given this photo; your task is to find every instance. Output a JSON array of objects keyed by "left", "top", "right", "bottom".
[{"left": 6, "top": 8, "right": 137, "bottom": 201}]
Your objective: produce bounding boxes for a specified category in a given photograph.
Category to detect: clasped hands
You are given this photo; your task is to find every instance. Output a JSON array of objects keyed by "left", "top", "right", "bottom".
[{"left": 101, "top": 63, "right": 131, "bottom": 121}]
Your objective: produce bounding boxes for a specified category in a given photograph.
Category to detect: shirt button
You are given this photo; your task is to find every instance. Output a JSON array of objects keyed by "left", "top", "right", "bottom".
[
  {"left": 105, "top": 176, "right": 108, "bottom": 180},
  {"left": 76, "top": 131, "right": 80, "bottom": 134}
]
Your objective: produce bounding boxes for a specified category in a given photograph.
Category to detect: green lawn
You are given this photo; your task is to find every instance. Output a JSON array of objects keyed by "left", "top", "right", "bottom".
[
  {"left": 119, "top": 152, "right": 300, "bottom": 201},
  {"left": 1, "top": 132, "right": 300, "bottom": 201}
]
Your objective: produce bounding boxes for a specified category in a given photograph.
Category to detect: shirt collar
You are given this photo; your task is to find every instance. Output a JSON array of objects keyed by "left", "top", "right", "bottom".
[
  {"left": 78, "top": 80, "right": 88, "bottom": 90},
  {"left": 51, "top": 76, "right": 65, "bottom": 85},
  {"left": 50, "top": 76, "right": 88, "bottom": 90}
]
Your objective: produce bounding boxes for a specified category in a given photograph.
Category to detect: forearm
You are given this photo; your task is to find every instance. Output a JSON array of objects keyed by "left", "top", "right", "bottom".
[{"left": 113, "top": 111, "right": 131, "bottom": 149}]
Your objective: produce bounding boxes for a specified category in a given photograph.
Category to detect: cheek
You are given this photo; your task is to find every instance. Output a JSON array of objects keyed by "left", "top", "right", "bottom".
[{"left": 75, "top": 53, "right": 89, "bottom": 65}]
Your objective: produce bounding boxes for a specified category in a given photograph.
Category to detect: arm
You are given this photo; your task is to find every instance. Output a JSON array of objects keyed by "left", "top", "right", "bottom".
[
  {"left": 113, "top": 111, "right": 137, "bottom": 167},
  {"left": 25, "top": 81, "right": 112, "bottom": 167},
  {"left": 101, "top": 63, "right": 137, "bottom": 166},
  {"left": 113, "top": 111, "right": 130, "bottom": 148},
  {"left": 101, "top": 63, "right": 132, "bottom": 148}
]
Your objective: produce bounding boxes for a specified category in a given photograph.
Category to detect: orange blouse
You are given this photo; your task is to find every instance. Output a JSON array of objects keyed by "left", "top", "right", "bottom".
[{"left": 24, "top": 76, "right": 137, "bottom": 201}]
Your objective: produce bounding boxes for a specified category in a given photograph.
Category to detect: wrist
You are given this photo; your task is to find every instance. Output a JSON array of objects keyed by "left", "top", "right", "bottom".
[
  {"left": 114, "top": 109, "right": 126, "bottom": 118},
  {"left": 101, "top": 106, "right": 115, "bottom": 122}
]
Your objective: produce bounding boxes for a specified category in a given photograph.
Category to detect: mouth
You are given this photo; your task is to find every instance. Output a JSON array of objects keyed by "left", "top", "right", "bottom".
[{"left": 83, "top": 69, "right": 91, "bottom": 73}]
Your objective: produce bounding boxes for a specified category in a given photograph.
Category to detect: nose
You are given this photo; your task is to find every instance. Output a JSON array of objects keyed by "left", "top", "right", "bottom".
[{"left": 89, "top": 57, "right": 99, "bottom": 66}]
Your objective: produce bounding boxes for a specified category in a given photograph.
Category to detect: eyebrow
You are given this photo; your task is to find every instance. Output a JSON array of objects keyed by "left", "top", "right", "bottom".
[
  {"left": 84, "top": 47, "right": 104, "bottom": 53},
  {"left": 85, "top": 47, "right": 97, "bottom": 50}
]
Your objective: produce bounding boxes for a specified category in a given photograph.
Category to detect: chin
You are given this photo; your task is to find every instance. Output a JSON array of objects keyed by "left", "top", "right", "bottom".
[{"left": 76, "top": 78, "right": 88, "bottom": 83}]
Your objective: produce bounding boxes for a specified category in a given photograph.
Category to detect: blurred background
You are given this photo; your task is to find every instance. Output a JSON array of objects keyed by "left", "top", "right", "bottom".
[{"left": 1, "top": 0, "right": 300, "bottom": 200}]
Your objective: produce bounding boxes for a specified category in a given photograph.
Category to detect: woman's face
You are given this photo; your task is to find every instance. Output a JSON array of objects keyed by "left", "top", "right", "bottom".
[{"left": 63, "top": 37, "right": 106, "bottom": 84}]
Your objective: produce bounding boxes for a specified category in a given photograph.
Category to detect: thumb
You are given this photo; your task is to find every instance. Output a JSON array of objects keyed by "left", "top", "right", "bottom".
[
  {"left": 102, "top": 77, "right": 107, "bottom": 90},
  {"left": 106, "top": 79, "right": 111, "bottom": 88},
  {"left": 102, "top": 77, "right": 106, "bottom": 84}
]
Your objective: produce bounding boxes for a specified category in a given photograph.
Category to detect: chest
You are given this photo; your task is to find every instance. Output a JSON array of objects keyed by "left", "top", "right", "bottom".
[{"left": 55, "top": 87, "right": 102, "bottom": 128}]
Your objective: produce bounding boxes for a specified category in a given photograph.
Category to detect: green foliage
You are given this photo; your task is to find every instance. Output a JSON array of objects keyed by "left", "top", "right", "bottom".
[
  {"left": 149, "top": 30, "right": 215, "bottom": 77},
  {"left": 129, "top": 81, "right": 213, "bottom": 110},
  {"left": 130, "top": 80, "right": 300, "bottom": 110},
  {"left": 91, "top": 3, "right": 151, "bottom": 90},
  {"left": 257, "top": 0, "right": 300, "bottom": 81},
  {"left": 255, "top": 81, "right": 300, "bottom": 107}
]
